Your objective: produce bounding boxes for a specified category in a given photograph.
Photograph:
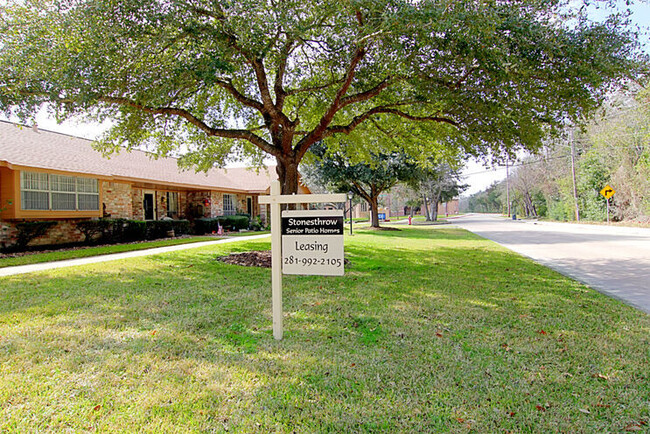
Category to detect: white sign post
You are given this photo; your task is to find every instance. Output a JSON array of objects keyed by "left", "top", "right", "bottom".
[{"left": 258, "top": 181, "right": 346, "bottom": 340}]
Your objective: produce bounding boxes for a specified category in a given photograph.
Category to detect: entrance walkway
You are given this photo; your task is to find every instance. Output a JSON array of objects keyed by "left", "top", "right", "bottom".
[{"left": 0, "top": 234, "right": 271, "bottom": 277}]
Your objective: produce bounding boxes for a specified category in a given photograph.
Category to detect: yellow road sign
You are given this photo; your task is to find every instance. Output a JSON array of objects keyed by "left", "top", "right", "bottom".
[{"left": 600, "top": 185, "right": 615, "bottom": 199}]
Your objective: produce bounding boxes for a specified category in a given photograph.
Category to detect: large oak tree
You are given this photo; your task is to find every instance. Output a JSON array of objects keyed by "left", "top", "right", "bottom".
[{"left": 0, "top": 0, "right": 643, "bottom": 193}]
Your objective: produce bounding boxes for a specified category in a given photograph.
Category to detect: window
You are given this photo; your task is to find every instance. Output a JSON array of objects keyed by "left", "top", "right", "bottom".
[
  {"left": 20, "top": 171, "right": 100, "bottom": 211},
  {"left": 76, "top": 177, "right": 100, "bottom": 211},
  {"left": 50, "top": 174, "right": 76, "bottom": 210},
  {"left": 223, "top": 194, "right": 236, "bottom": 215},
  {"left": 167, "top": 192, "right": 179, "bottom": 217},
  {"left": 20, "top": 171, "right": 49, "bottom": 210}
]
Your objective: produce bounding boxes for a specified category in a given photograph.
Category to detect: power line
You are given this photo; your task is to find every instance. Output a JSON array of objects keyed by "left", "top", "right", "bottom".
[{"left": 462, "top": 154, "right": 571, "bottom": 177}]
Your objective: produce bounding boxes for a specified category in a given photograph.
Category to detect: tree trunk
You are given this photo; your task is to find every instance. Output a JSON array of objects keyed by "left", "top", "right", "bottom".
[
  {"left": 432, "top": 202, "right": 439, "bottom": 222},
  {"left": 275, "top": 156, "right": 300, "bottom": 195},
  {"left": 422, "top": 195, "right": 431, "bottom": 221},
  {"left": 369, "top": 196, "right": 380, "bottom": 228}
]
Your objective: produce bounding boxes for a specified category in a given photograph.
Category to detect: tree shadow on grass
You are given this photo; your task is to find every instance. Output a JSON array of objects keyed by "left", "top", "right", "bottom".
[{"left": 0, "top": 233, "right": 648, "bottom": 431}]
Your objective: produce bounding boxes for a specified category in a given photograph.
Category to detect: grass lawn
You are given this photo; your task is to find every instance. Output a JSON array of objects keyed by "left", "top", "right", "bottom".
[
  {"left": 0, "top": 226, "right": 648, "bottom": 432},
  {"left": 0, "top": 235, "right": 261, "bottom": 269}
]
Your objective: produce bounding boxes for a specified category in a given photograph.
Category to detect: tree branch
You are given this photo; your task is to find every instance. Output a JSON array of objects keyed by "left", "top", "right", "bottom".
[
  {"left": 294, "top": 45, "right": 367, "bottom": 159},
  {"left": 274, "top": 38, "right": 294, "bottom": 111},
  {"left": 324, "top": 107, "right": 460, "bottom": 137},
  {"left": 214, "top": 79, "right": 264, "bottom": 112},
  {"left": 98, "top": 95, "right": 278, "bottom": 156},
  {"left": 339, "top": 77, "right": 392, "bottom": 108},
  {"left": 285, "top": 80, "right": 343, "bottom": 96}
]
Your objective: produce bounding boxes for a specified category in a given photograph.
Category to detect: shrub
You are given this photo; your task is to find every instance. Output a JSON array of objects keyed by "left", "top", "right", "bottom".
[
  {"left": 249, "top": 216, "right": 263, "bottom": 231},
  {"left": 194, "top": 215, "right": 250, "bottom": 234},
  {"left": 124, "top": 220, "right": 147, "bottom": 241},
  {"left": 76, "top": 219, "right": 112, "bottom": 244},
  {"left": 146, "top": 220, "right": 173, "bottom": 240},
  {"left": 171, "top": 219, "right": 190, "bottom": 236},
  {"left": 14, "top": 221, "right": 57, "bottom": 250},
  {"left": 105, "top": 218, "right": 129, "bottom": 242}
]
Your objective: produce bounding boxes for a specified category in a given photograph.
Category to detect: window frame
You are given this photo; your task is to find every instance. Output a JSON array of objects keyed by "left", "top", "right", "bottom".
[
  {"left": 20, "top": 171, "right": 100, "bottom": 212},
  {"left": 166, "top": 191, "right": 179, "bottom": 217},
  {"left": 223, "top": 193, "right": 236, "bottom": 216}
]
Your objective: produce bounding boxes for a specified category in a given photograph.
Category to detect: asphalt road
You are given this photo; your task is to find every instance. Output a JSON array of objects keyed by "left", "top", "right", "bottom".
[{"left": 451, "top": 214, "right": 650, "bottom": 314}]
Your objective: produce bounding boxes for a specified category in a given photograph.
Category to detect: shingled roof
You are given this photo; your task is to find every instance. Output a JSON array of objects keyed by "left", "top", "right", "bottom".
[{"left": 0, "top": 120, "right": 278, "bottom": 193}]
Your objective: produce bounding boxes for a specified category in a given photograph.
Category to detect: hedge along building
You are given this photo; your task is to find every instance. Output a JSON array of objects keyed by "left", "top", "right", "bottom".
[{"left": 0, "top": 121, "right": 311, "bottom": 247}]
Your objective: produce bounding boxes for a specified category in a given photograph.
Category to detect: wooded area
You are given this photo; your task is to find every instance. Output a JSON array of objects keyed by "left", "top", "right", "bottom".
[{"left": 465, "top": 86, "right": 650, "bottom": 223}]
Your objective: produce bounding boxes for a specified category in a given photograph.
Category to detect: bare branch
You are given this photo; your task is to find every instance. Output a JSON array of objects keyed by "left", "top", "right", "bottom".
[
  {"left": 294, "top": 45, "right": 367, "bottom": 158},
  {"left": 274, "top": 37, "right": 294, "bottom": 111}
]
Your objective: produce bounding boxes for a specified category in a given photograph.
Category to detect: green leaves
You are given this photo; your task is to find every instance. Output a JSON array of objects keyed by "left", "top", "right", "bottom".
[{"left": 0, "top": 0, "right": 644, "bottom": 192}]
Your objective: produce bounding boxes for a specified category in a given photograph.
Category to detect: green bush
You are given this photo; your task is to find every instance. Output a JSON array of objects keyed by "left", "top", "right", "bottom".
[
  {"left": 194, "top": 215, "right": 250, "bottom": 234},
  {"left": 124, "top": 220, "right": 147, "bottom": 241},
  {"left": 76, "top": 219, "right": 112, "bottom": 244},
  {"left": 146, "top": 220, "right": 173, "bottom": 240},
  {"left": 249, "top": 216, "right": 263, "bottom": 231},
  {"left": 12, "top": 221, "right": 57, "bottom": 251},
  {"left": 172, "top": 219, "right": 190, "bottom": 236}
]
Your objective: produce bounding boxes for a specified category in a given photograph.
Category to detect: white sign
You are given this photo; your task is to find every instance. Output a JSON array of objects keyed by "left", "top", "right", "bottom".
[
  {"left": 281, "top": 210, "right": 344, "bottom": 276},
  {"left": 258, "top": 181, "right": 347, "bottom": 340}
]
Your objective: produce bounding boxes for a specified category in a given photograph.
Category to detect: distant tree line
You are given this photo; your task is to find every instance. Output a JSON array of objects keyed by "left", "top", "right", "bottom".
[{"left": 465, "top": 86, "right": 650, "bottom": 223}]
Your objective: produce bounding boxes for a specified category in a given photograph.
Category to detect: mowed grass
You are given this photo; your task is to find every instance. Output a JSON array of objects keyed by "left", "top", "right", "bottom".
[
  {"left": 0, "top": 236, "right": 229, "bottom": 269},
  {"left": 0, "top": 226, "right": 648, "bottom": 432}
]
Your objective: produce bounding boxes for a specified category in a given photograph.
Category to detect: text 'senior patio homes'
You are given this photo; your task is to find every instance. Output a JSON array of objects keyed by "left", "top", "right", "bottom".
[{"left": 0, "top": 121, "right": 310, "bottom": 246}]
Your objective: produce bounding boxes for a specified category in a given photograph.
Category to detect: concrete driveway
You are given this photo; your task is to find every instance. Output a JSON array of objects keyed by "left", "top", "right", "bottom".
[{"left": 452, "top": 214, "right": 650, "bottom": 314}]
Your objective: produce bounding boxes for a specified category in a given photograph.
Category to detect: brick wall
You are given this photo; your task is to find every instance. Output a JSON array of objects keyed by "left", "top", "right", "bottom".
[
  {"left": 156, "top": 192, "right": 167, "bottom": 220},
  {"left": 210, "top": 191, "right": 223, "bottom": 217},
  {"left": 186, "top": 191, "right": 217, "bottom": 218},
  {"left": 0, "top": 219, "right": 86, "bottom": 249},
  {"left": 132, "top": 188, "right": 144, "bottom": 220},
  {"left": 178, "top": 192, "right": 188, "bottom": 219},
  {"left": 0, "top": 219, "right": 17, "bottom": 249},
  {"left": 437, "top": 200, "right": 459, "bottom": 215},
  {"left": 103, "top": 181, "right": 133, "bottom": 219}
]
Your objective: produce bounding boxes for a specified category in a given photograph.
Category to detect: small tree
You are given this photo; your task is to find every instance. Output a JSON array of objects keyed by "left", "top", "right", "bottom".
[
  {"left": 410, "top": 164, "right": 467, "bottom": 221},
  {"left": 308, "top": 143, "right": 417, "bottom": 228}
]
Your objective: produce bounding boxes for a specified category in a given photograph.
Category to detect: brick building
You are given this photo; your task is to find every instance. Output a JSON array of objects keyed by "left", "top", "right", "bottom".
[{"left": 0, "top": 121, "right": 310, "bottom": 247}]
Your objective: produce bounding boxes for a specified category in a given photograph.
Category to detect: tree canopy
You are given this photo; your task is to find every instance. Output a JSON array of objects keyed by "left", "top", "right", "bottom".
[
  {"left": 408, "top": 163, "right": 467, "bottom": 221},
  {"left": 0, "top": 0, "right": 644, "bottom": 193},
  {"left": 307, "top": 142, "right": 417, "bottom": 227}
]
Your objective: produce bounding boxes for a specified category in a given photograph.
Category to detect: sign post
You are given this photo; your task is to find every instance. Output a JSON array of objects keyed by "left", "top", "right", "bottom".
[
  {"left": 599, "top": 185, "right": 616, "bottom": 224},
  {"left": 258, "top": 181, "right": 346, "bottom": 340}
]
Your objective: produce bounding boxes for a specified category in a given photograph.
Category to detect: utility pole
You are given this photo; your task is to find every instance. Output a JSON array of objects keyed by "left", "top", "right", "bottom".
[
  {"left": 505, "top": 159, "right": 511, "bottom": 217},
  {"left": 569, "top": 129, "right": 580, "bottom": 222}
]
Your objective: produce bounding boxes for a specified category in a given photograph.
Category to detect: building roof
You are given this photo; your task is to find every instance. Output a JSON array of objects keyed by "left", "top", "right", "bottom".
[{"left": 0, "top": 120, "right": 281, "bottom": 193}]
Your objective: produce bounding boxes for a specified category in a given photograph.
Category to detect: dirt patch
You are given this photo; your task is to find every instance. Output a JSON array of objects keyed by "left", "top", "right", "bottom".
[{"left": 216, "top": 250, "right": 272, "bottom": 268}]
